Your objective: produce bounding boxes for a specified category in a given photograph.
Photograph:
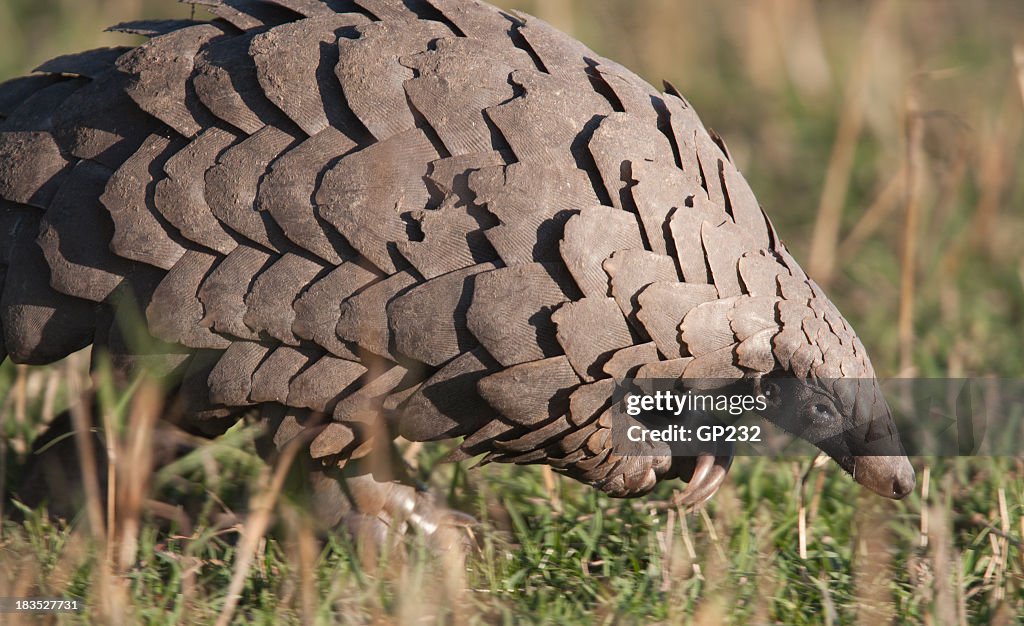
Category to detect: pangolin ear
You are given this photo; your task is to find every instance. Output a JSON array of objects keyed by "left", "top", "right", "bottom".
[{"left": 749, "top": 370, "right": 783, "bottom": 399}]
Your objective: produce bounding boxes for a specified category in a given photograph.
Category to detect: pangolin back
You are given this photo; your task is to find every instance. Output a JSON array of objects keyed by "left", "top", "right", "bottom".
[{"left": 0, "top": 0, "right": 879, "bottom": 502}]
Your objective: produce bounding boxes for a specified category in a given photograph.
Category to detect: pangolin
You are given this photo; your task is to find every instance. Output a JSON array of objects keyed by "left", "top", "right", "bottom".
[{"left": 0, "top": 0, "right": 914, "bottom": 533}]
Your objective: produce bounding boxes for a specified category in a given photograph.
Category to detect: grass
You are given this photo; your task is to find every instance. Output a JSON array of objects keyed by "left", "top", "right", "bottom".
[
  {"left": 2, "top": 0, "right": 1024, "bottom": 623},
  {"left": 3, "top": 362, "right": 1024, "bottom": 624}
]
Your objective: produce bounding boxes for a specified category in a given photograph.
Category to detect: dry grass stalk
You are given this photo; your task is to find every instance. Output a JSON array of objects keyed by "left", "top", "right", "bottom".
[
  {"left": 920, "top": 465, "right": 930, "bottom": 548},
  {"left": 798, "top": 485, "right": 808, "bottom": 560},
  {"left": 797, "top": 453, "right": 827, "bottom": 560},
  {"left": 838, "top": 166, "right": 904, "bottom": 263},
  {"left": 8, "top": 557, "right": 39, "bottom": 626},
  {"left": 955, "top": 551, "right": 968, "bottom": 626},
  {"left": 66, "top": 352, "right": 134, "bottom": 623},
  {"left": 0, "top": 453, "right": 4, "bottom": 541},
  {"left": 280, "top": 503, "right": 319, "bottom": 624},
  {"left": 927, "top": 475, "right": 958, "bottom": 626},
  {"left": 675, "top": 500, "right": 701, "bottom": 580},
  {"left": 41, "top": 368, "right": 60, "bottom": 426},
  {"left": 541, "top": 466, "right": 562, "bottom": 513},
  {"left": 808, "top": 460, "right": 827, "bottom": 521},
  {"left": 740, "top": 0, "right": 782, "bottom": 95},
  {"left": 66, "top": 356, "right": 105, "bottom": 544},
  {"left": 773, "top": 0, "right": 832, "bottom": 99},
  {"left": 936, "top": 103, "right": 1014, "bottom": 333},
  {"left": 14, "top": 364, "right": 27, "bottom": 429},
  {"left": 982, "top": 532, "right": 999, "bottom": 586},
  {"left": 0, "top": 370, "right": 12, "bottom": 532},
  {"left": 693, "top": 512, "right": 730, "bottom": 626},
  {"left": 807, "top": 0, "right": 893, "bottom": 285},
  {"left": 968, "top": 90, "right": 1020, "bottom": 255},
  {"left": 749, "top": 507, "right": 784, "bottom": 623},
  {"left": 1014, "top": 43, "right": 1024, "bottom": 109},
  {"left": 400, "top": 438, "right": 423, "bottom": 467},
  {"left": 116, "top": 380, "right": 163, "bottom": 572},
  {"left": 898, "top": 90, "right": 925, "bottom": 375},
  {"left": 100, "top": 389, "right": 120, "bottom": 573},
  {"left": 215, "top": 432, "right": 304, "bottom": 626},
  {"left": 852, "top": 496, "right": 896, "bottom": 624},
  {"left": 699, "top": 506, "right": 727, "bottom": 565},
  {"left": 994, "top": 488, "right": 1010, "bottom": 602},
  {"left": 659, "top": 508, "right": 676, "bottom": 592}
]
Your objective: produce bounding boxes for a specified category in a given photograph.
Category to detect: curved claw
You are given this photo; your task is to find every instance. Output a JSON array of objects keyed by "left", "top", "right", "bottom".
[
  {"left": 407, "top": 493, "right": 479, "bottom": 553},
  {"left": 350, "top": 476, "right": 477, "bottom": 552},
  {"left": 673, "top": 454, "right": 714, "bottom": 506},
  {"left": 673, "top": 448, "right": 735, "bottom": 507}
]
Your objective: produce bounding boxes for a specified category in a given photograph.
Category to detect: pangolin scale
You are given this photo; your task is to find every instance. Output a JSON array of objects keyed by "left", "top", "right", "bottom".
[{"left": 0, "top": 0, "right": 914, "bottom": 513}]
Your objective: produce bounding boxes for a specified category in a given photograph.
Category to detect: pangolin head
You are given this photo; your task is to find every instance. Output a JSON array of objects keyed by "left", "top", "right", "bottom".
[{"left": 750, "top": 281, "right": 915, "bottom": 499}]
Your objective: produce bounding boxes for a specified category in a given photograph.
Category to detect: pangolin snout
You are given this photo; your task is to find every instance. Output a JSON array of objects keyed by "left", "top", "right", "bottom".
[{"left": 853, "top": 455, "right": 916, "bottom": 499}]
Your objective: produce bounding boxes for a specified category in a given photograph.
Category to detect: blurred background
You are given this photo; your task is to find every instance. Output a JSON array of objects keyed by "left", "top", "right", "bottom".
[{"left": 2, "top": 1, "right": 1024, "bottom": 623}]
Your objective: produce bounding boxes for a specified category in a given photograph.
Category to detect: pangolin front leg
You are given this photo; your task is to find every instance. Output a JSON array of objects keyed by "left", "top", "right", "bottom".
[{"left": 307, "top": 463, "right": 477, "bottom": 561}]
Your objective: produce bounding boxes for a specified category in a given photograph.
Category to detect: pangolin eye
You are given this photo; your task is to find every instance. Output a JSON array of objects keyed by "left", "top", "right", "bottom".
[{"left": 811, "top": 403, "right": 834, "bottom": 421}]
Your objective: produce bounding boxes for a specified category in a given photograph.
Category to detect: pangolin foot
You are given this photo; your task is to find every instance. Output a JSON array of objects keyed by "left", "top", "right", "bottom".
[{"left": 311, "top": 471, "right": 477, "bottom": 565}]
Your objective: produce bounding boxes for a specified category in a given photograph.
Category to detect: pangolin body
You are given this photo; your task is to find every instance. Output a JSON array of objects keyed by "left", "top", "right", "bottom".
[{"left": 0, "top": 0, "right": 913, "bottom": 504}]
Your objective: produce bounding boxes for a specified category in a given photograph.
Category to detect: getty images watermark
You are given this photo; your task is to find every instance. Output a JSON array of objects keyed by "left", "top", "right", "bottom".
[
  {"left": 611, "top": 378, "right": 1023, "bottom": 457},
  {"left": 624, "top": 389, "right": 768, "bottom": 446}
]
